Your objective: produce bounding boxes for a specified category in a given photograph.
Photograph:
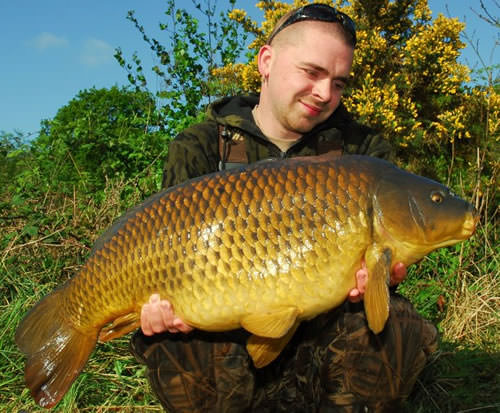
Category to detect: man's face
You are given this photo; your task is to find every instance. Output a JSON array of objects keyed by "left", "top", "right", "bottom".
[{"left": 264, "top": 22, "right": 354, "bottom": 135}]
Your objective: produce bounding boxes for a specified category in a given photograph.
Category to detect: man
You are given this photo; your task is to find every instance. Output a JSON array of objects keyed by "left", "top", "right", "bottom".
[{"left": 131, "top": 4, "right": 438, "bottom": 412}]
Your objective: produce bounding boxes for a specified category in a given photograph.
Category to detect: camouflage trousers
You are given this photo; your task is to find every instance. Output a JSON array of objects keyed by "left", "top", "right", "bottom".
[{"left": 130, "top": 294, "right": 438, "bottom": 412}]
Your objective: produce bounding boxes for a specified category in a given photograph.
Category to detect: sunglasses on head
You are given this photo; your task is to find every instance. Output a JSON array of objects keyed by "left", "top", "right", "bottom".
[{"left": 267, "top": 3, "right": 357, "bottom": 46}]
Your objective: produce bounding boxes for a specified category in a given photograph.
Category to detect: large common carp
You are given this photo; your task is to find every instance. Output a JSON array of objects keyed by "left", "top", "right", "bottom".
[{"left": 16, "top": 154, "right": 477, "bottom": 408}]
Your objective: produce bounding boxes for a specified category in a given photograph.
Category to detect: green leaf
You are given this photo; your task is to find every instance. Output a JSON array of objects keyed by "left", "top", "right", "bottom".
[{"left": 23, "top": 225, "right": 38, "bottom": 237}]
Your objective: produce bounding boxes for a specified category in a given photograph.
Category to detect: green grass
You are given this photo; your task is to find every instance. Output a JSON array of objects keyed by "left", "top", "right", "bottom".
[
  {"left": 399, "top": 220, "right": 499, "bottom": 412},
  {"left": 406, "top": 346, "right": 500, "bottom": 413},
  {"left": 0, "top": 248, "right": 161, "bottom": 412}
]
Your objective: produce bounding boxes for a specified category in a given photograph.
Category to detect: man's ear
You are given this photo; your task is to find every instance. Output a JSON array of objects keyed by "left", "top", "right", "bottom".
[{"left": 257, "top": 44, "right": 273, "bottom": 79}]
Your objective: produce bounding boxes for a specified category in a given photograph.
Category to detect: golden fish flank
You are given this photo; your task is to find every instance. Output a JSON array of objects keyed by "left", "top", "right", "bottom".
[{"left": 15, "top": 154, "right": 478, "bottom": 408}]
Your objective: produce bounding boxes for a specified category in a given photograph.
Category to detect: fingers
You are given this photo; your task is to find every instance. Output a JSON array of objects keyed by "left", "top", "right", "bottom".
[
  {"left": 140, "top": 294, "right": 193, "bottom": 335},
  {"left": 347, "top": 261, "right": 368, "bottom": 303},
  {"left": 159, "top": 299, "right": 174, "bottom": 329},
  {"left": 390, "top": 262, "right": 407, "bottom": 286},
  {"left": 141, "top": 294, "right": 166, "bottom": 335},
  {"left": 348, "top": 288, "right": 362, "bottom": 303},
  {"left": 172, "top": 317, "right": 194, "bottom": 333}
]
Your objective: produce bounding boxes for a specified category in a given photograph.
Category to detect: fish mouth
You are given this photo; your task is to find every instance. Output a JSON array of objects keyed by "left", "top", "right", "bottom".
[{"left": 461, "top": 210, "right": 480, "bottom": 237}]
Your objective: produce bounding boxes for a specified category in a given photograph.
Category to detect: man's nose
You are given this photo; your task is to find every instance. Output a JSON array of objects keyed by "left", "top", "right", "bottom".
[{"left": 312, "top": 79, "right": 332, "bottom": 102}]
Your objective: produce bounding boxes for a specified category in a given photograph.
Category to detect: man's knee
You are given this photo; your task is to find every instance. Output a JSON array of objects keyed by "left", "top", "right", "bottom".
[
  {"left": 130, "top": 330, "right": 254, "bottom": 412},
  {"left": 321, "top": 294, "right": 438, "bottom": 409}
]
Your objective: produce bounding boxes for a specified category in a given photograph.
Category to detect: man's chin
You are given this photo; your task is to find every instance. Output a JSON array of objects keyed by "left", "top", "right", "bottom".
[{"left": 293, "top": 118, "right": 323, "bottom": 133}]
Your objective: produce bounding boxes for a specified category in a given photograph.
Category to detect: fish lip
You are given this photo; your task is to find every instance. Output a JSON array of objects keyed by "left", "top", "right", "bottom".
[{"left": 462, "top": 211, "right": 479, "bottom": 236}]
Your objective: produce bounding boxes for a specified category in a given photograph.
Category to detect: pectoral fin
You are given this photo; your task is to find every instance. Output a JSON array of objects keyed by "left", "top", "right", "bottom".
[
  {"left": 98, "top": 312, "right": 140, "bottom": 342},
  {"left": 241, "top": 307, "right": 299, "bottom": 338},
  {"left": 364, "top": 246, "right": 391, "bottom": 334},
  {"left": 246, "top": 321, "right": 300, "bottom": 368}
]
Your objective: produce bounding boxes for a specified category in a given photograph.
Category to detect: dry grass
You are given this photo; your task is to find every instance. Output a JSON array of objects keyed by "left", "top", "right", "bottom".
[{"left": 441, "top": 270, "right": 499, "bottom": 350}]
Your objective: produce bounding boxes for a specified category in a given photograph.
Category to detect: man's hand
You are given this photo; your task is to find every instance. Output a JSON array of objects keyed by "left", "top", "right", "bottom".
[
  {"left": 347, "top": 260, "right": 407, "bottom": 303},
  {"left": 140, "top": 294, "right": 193, "bottom": 336}
]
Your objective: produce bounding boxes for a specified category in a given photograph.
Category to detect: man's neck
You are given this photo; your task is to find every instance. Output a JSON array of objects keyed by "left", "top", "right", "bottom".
[{"left": 252, "top": 104, "right": 301, "bottom": 152}]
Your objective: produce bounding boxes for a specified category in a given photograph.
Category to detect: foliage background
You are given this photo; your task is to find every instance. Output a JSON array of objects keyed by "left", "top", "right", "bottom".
[{"left": 1, "top": 0, "right": 498, "bottom": 411}]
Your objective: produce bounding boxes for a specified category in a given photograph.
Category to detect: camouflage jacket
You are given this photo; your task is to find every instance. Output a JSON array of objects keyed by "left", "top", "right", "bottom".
[{"left": 162, "top": 95, "right": 392, "bottom": 188}]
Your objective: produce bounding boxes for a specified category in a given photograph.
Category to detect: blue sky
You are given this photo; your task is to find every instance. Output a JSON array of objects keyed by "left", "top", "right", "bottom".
[{"left": 1, "top": 1, "right": 498, "bottom": 137}]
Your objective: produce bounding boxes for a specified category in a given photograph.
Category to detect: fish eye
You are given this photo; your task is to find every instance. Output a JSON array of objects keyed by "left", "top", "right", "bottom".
[{"left": 431, "top": 191, "right": 444, "bottom": 204}]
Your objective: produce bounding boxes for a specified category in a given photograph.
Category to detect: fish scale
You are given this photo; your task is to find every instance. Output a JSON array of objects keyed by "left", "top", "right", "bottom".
[
  {"left": 16, "top": 154, "right": 478, "bottom": 408},
  {"left": 73, "top": 158, "right": 358, "bottom": 328}
]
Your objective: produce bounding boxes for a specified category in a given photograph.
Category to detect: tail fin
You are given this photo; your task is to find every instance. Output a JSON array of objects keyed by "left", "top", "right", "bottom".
[{"left": 15, "top": 287, "right": 98, "bottom": 408}]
